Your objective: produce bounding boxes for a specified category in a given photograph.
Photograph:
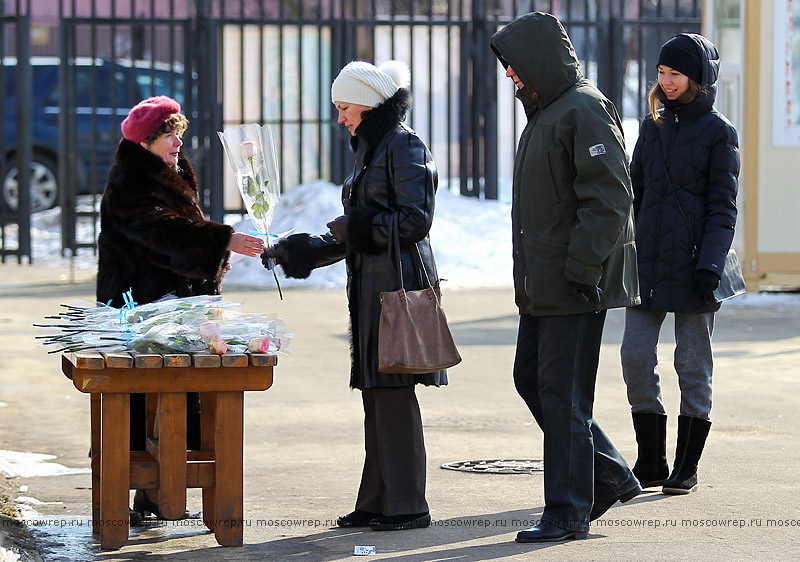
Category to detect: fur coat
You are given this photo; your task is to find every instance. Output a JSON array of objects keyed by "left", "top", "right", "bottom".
[{"left": 96, "top": 139, "right": 232, "bottom": 307}]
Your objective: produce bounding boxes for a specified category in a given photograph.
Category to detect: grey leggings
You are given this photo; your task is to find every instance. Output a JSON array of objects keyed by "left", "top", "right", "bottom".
[{"left": 620, "top": 308, "right": 715, "bottom": 420}]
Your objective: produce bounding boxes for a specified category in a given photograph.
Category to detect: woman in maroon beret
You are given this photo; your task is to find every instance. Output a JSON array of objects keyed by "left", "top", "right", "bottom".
[
  {"left": 98, "top": 95, "right": 263, "bottom": 306},
  {"left": 96, "top": 95, "right": 264, "bottom": 523}
]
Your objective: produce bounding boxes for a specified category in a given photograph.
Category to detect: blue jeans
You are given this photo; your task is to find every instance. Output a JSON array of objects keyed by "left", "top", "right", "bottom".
[{"left": 514, "top": 311, "right": 637, "bottom": 532}]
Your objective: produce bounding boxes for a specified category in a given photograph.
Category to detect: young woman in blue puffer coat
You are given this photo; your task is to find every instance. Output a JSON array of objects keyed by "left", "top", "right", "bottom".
[{"left": 621, "top": 33, "right": 739, "bottom": 495}]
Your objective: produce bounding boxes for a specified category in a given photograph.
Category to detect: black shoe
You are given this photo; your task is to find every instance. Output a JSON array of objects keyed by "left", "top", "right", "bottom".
[
  {"left": 516, "top": 523, "right": 588, "bottom": 543},
  {"left": 336, "top": 510, "right": 380, "bottom": 528},
  {"left": 369, "top": 512, "right": 431, "bottom": 531},
  {"left": 133, "top": 489, "right": 162, "bottom": 519},
  {"left": 590, "top": 482, "right": 642, "bottom": 521},
  {"left": 132, "top": 489, "right": 194, "bottom": 521}
]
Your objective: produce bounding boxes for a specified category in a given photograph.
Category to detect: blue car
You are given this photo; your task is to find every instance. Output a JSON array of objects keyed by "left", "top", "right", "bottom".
[{"left": 2, "top": 56, "right": 189, "bottom": 212}]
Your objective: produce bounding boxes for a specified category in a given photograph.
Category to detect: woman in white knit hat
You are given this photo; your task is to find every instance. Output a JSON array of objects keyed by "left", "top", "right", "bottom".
[{"left": 263, "top": 60, "right": 445, "bottom": 531}]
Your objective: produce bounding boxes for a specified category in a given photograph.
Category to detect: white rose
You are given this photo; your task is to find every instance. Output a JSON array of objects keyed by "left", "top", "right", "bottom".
[{"left": 241, "top": 140, "right": 257, "bottom": 158}]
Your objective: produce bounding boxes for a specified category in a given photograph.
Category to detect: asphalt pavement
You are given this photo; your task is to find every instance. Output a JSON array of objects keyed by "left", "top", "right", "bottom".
[{"left": 1, "top": 262, "right": 799, "bottom": 561}]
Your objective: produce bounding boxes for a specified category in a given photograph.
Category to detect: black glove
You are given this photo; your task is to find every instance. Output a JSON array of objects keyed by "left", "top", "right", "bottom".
[
  {"left": 261, "top": 244, "right": 289, "bottom": 269},
  {"left": 694, "top": 269, "right": 720, "bottom": 303},
  {"left": 566, "top": 280, "right": 602, "bottom": 305},
  {"left": 326, "top": 215, "right": 348, "bottom": 244},
  {"left": 260, "top": 233, "right": 316, "bottom": 279}
]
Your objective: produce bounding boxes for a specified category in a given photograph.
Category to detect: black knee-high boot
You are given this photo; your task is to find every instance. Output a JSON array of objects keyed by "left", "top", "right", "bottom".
[
  {"left": 631, "top": 412, "right": 669, "bottom": 488},
  {"left": 662, "top": 415, "right": 711, "bottom": 495}
]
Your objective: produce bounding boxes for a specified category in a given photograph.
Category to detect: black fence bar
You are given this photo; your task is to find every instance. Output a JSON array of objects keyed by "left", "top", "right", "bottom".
[
  {"left": 0, "top": 14, "right": 32, "bottom": 263},
  {"left": 15, "top": 14, "right": 32, "bottom": 260}
]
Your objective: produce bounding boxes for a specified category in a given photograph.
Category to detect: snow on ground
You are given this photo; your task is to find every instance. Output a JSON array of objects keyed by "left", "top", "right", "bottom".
[{"left": 0, "top": 450, "right": 90, "bottom": 479}]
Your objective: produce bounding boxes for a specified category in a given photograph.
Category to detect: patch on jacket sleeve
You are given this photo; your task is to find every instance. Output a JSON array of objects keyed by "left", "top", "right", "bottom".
[{"left": 588, "top": 144, "right": 606, "bottom": 157}]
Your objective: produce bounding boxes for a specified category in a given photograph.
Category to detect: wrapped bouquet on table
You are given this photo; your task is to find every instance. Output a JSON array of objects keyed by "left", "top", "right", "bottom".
[{"left": 36, "top": 294, "right": 293, "bottom": 356}]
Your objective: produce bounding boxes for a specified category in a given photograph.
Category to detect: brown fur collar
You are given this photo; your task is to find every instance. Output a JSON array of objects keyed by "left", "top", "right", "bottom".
[{"left": 114, "top": 139, "right": 200, "bottom": 208}]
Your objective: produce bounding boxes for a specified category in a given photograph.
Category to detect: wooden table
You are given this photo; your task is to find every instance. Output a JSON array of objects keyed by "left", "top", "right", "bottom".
[{"left": 62, "top": 350, "right": 276, "bottom": 550}]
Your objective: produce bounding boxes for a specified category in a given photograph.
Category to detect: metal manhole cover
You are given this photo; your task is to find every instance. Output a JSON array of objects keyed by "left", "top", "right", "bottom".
[{"left": 440, "top": 459, "right": 543, "bottom": 474}]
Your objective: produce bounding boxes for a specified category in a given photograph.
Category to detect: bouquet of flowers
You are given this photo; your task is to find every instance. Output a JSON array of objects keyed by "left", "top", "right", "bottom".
[
  {"left": 218, "top": 123, "right": 283, "bottom": 298},
  {"left": 36, "top": 295, "right": 292, "bottom": 356}
]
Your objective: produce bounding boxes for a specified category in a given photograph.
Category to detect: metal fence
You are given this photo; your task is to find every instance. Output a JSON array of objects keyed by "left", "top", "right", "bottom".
[
  {"left": 0, "top": 0, "right": 701, "bottom": 261},
  {"left": 0, "top": 6, "right": 32, "bottom": 262}
]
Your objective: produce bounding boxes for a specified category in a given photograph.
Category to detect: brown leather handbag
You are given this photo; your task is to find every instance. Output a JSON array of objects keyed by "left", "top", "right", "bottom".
[{"left": 378, "top": 214, "right": 461, "bottom": 374}]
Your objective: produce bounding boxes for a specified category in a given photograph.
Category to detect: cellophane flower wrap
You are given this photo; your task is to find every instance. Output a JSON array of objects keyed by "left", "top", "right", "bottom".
[
  {"left": 218, "top": 123, "right": 281, "bottom": 236},
  {"left": 36, "top": 295, "right": 292, "bottom": 356},
  {"left": 218, "top": 123, "right": 283, "bottom": 297}
]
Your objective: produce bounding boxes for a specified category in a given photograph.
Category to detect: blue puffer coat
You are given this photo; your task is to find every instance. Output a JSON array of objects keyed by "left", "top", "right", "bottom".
[{"left": 630, "top": 33, "right": 739, "bottom": 313}]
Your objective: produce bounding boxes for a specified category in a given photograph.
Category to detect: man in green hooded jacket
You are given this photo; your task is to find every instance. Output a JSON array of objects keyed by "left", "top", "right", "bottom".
[{"left": 491, "top": 12, "right": 642, "bottom": 542}]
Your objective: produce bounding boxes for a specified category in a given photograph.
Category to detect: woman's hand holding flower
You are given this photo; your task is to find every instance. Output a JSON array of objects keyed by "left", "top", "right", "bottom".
[{"left": 261, "top": 243, "right": 289, "bottom": 269}]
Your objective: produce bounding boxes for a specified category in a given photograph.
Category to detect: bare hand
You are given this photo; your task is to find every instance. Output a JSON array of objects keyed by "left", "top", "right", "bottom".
[
  {"left": 227, "top": 232, "right": 265, "bottom": 257},
  {"left": 327, "top": 215, "right": 348, "bottom": 244}
]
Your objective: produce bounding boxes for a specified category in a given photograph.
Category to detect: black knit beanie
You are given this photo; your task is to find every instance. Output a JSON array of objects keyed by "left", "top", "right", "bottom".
[{"left": 657, "top": 34, "right": 702, "bottom": 84}]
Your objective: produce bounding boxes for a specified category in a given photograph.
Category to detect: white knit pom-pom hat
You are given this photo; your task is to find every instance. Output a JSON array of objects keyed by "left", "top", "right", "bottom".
[{"left": 331, "top": 60, "right": 411, "bottom": 107}]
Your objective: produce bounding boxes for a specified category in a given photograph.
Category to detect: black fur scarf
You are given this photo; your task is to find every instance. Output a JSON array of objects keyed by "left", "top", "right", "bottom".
[{"left": 350, "top": 87, "right": 411, "bottom": 163}]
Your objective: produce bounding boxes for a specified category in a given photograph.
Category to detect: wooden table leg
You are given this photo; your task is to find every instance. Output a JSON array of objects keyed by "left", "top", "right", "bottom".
[
  {"left": 90, "top": 394, "right": 101, "bottom": 534},
  {"left": 213, "top": 391, "right": 244, "bottom": 547},
  {"left": 155, "top": 392, "right": 187, "bottom": 520},
  {"left": 100, "top": 393, "right": 130, "bottom": 550},
  {"left": 200, "top": 392, "right": 216, "bottom": 532},
  {"left": 140, "top": 393, "right": 160, "bottom": 508}
]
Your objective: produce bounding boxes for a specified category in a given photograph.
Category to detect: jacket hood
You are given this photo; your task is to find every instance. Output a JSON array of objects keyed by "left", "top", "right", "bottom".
[
  {"left": 664, "top": 33, "right": 720, "bottom": 119},
  {"left": 490, "top": 12, "right": 582, "bottom": 108}
]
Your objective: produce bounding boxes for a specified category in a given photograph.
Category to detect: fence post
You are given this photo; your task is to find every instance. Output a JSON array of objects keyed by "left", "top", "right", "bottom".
[
  {"left": 16, "top": 14, "right": 32, "bottom": 260},
  {"left": 482, "top": 5, "right": 498, "bottom": 201},
  {"left": 195, "top": 1, "right": 224, "bottom": 221},
  {"left": 57, "top": 16, "right": 76, "bottom": 256}
]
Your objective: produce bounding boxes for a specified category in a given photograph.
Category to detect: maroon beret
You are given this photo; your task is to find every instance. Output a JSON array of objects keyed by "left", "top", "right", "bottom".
[{"left": 121, "top": 96, "right": 182, "bottom": 143}]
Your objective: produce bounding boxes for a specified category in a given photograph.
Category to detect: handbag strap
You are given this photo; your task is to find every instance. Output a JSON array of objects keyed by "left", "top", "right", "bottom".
[
  {"left": 383, "top": 139, "right": 433, "bottom": 291},
  {"left": 657, "top": 137, "right": 698, "bottom": 258},
  {"left": 387, "top": 212, "right": 433, "bottom": 292}
]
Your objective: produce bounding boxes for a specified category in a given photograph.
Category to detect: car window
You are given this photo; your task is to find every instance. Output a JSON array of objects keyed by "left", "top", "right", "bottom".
[
  {"left": 4, "top": 65, "right": 48, "bottom": 98},
  {"left": 3, "top": 66, "right": 15, "bottom": 97},
  {"left": 41, "top": 66, "right": 132, "bottom": 110},
  {"left": 135, "top": 70, "right": 185, "bottom": 105}
]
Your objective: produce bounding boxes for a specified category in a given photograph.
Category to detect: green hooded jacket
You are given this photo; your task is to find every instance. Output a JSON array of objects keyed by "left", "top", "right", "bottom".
[{"left": 491, "top": 12, "right": 640, "bottom": 315}]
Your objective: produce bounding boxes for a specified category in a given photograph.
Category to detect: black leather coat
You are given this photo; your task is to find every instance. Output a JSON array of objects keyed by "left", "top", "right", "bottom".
[
  {"left": 275, "top": 89, "right": 446, "bottom": 390},
  {"left": 630, "top": 33, "right": 739, "bottom": 313}
]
